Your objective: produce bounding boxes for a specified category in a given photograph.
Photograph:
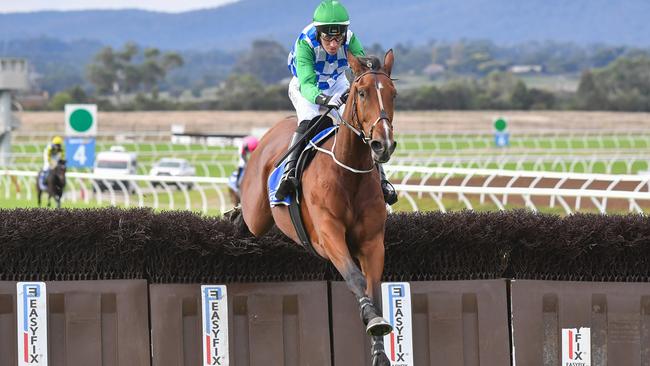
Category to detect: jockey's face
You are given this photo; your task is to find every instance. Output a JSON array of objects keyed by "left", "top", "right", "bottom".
[
  {"left": 321, "top": 34, "right": 344, "bottom": 55},
  {"left": 53, "top": 144, "right": 62, "bottom": 152}
]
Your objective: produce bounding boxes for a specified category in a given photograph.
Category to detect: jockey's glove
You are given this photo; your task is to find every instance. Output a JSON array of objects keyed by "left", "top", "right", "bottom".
[{"left": 316, "top": 92, "right": 346, "bottom": 109}]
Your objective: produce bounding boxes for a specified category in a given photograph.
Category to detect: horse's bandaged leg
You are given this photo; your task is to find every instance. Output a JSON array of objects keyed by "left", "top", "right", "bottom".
[
  {"left": 358, "top": 296, "right": 377, "bottom": 323},
  {"left": 370, "top": 336, "right": 390, "bottom": 366}
]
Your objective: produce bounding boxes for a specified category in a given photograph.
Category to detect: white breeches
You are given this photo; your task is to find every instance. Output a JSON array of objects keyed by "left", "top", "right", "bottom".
[{"left": 288, "top": 76, "right": 349, "bottom": 123}]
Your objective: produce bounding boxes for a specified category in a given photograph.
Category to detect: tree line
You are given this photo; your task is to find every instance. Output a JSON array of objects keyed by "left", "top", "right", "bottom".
[{"left": 39, "top": 40, "right": 650, "bottom": 111}]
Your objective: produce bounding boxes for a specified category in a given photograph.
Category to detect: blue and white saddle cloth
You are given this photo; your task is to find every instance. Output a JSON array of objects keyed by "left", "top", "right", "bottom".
[
  {"left": 38, "top": 170, "right": 48, "bottom": 191},
  {"left": 227, "top": 171, "right": 240, "bottom": 193},
  {"left": 268, "top": 126, "right": 337, "bottom": 207}
]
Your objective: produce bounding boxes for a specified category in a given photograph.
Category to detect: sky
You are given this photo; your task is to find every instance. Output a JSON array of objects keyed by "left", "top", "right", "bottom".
[{"left": 0, "top": 0, "right": 240, "bottom": 13}]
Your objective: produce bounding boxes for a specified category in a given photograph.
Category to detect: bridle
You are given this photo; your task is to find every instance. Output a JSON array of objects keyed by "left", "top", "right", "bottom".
[
  {"left": 339, "top": 70, "right": 394, "bottom": 145},
  {"left": 311, "top": 68, "right": 396, "bottom": 174}
]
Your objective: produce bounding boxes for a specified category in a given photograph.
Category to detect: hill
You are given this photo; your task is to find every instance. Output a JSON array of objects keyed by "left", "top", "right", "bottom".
[{"left": 1, "top": 0, "right": 650, "bottom": 50}]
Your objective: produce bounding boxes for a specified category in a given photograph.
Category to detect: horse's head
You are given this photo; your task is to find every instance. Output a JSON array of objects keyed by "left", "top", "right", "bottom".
[{"left": 346, "top": 49, "right": 396, "bottom": 164}]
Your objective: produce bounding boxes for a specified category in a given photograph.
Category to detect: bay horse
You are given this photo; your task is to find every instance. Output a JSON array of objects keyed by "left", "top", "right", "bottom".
[
  {"left": 37, "top": 159, "right": 66, "bottom": 208},
  {"left": 239, "top": 50, "right": 397, "bottom": 365}
]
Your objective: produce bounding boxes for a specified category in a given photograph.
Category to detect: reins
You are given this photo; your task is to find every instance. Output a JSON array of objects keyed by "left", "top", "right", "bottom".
[
  {"left": 314, "top": 69, "right": 395, "bottom": 173},
  {"left": 338, "top": 70, "right": 394, "bottom": 144}
]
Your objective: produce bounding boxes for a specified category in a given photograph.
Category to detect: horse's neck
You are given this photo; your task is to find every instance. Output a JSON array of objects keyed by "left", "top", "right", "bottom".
[
  {"left": 51, "top": 169, "right": 65, "bottom": 187},
  {"left": 333, "top": 113, "right": 373, "bottom": 171}
]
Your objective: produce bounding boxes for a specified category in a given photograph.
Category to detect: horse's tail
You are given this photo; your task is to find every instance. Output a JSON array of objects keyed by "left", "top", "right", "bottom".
[{"left": 223, "top": 206, "right": 252, "bottom": 236}]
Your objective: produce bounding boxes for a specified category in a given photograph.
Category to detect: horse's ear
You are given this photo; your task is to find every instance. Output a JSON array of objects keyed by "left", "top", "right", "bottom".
[
  {"left": 347, "top": 51, "right": 365, "bottom": 75},
  {"left": 383, "top": 49, "right": 394, "bottom": 76}
]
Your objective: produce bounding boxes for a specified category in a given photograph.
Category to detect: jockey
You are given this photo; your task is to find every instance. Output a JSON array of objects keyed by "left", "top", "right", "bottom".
[
  {"left": 43, "top": 136, "right": 65, "bottom": 170},
  {"left": 41, "top": 136, "right": 65, "bottom": 185},
  {"left": 275, "top": 0, "right": 397, "bottom": 205},
  {"left": 234, "top": 135, "right": 259, "bottom": 187}
]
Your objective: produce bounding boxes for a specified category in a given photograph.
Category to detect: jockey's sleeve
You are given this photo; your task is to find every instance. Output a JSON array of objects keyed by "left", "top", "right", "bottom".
[
  {"left": 295, "top": 39, "right": 320, "bottom": 103},
  {"left": 44, "top": 145, "right": 52, "bottom": 162},
  {"left": 295, "top": 34, "right": 366, "bottom": 104}
]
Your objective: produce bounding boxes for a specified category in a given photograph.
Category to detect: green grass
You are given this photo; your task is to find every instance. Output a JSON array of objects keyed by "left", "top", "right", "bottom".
[
  {"left": 2, "top": 192, "right": 621, "bottom": 217},
  {"left": 9, "top": 158, "right": 649, "bottom": 176},
  {"left": 6, "top": 133, "right": 650, "bottom": 213},
  {"left": 11, "top": 136, "right": 650, "bottom": 182},
  {"left": 393, "top": 136, "right": 650, "bottom": 151},
  {"left": 14, "top": 134, "right": 650, "bottom": 155},
  {"left": 1, "top": 183, "right": 227, "bottom": 216}
]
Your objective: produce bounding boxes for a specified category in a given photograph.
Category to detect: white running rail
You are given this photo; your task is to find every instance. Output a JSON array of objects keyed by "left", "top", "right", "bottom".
[
  {"left": 6, "top": 151, "right": 650, "bottom": 175},
  {"left": 1, "top": 170, "right": 230, "bottom": 214},
  {"left": 384, "top": 166, "right": 650, "bottom": 214},
  {"left": 3, "top": 167, "right": 650, "bottom": 215}
]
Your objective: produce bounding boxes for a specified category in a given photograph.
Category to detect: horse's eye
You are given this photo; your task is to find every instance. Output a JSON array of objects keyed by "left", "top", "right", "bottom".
[{"left": 358, "top": 90, "right": 366, "bottom": 98}]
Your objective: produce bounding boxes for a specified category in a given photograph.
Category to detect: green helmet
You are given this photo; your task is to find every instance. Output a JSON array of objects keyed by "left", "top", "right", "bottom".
[{"left": 313, "top": 0, "right": 350, "bottom": 37}]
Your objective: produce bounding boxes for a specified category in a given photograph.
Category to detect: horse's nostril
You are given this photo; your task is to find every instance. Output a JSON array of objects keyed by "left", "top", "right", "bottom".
[
  {"left": 370, "top": 140, "right": 384, "bottom": 153},
  {"left": 389, "top": 141, "right": 397, "bottom": 154}
]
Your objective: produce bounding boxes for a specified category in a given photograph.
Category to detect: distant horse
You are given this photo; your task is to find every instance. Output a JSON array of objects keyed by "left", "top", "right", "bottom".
[
  {"left": 227, "top": 170, "right": 240, "bottom": 206},
  {"left": 239, "top": 50, "right": 397, "bottom": 365},
  {"left": 228, "top": 185, "right": 240, "bottom": 207},
  {"left": 37, "top": 159, "right": 66, "bottom": 208}
]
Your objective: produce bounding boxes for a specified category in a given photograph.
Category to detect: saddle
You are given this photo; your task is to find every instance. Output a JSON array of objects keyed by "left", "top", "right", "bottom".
[
  {"left": 38, "top": 170, "right": 50, "bottom": 191},
  {"left": 268, "top": 127, "right": 335, "bottom": 205},
  {"left": 268, "top": 118, "right": 336, "bottom": 258},
  {"left": 227, "top": 170, "right": 241, "bottom": 195}
]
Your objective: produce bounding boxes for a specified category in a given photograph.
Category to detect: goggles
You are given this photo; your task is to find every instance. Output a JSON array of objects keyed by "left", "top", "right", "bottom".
[{"left": 320, "top": 33, "right": 345, "bottom": 44}]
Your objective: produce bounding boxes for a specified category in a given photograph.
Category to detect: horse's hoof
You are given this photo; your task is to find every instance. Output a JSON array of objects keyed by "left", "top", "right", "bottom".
[
  {"left": 372, "top": 351, "right": 391, "bottom": 366},
  {"left": 366, "top": 317, "right": 392, "bottom": 336}
]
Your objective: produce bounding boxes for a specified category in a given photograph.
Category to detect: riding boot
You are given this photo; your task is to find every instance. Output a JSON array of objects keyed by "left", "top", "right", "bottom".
[
  {"left": 378, "top": 164, "right": 398, "bottom": 205},
  {"left": 275, "top": 120, "right": 310, "bottom": 200}
]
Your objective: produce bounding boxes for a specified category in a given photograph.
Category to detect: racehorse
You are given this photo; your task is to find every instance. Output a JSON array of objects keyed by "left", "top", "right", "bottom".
[
  {"left": 238, "top": 50, "right": 396, "bottom": 365},
  {"left": 37, "top": 159, "right": 66, "bottom": 208},
  {"left": 228, "top": 170, "right": 244, "bottom": 206}
]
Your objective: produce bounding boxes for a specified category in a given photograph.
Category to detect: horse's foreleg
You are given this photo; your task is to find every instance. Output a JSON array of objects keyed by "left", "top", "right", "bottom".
[
  {"left": 319, "top": 221, "right": 391, "bottom": 336},
  {"left": 371, "top": 336, "right": 390, "bottom": 366},
  {"left": 357, "top": 238, "right": 392, "bottom": 337},
  {"left": 358, "top": 239, "right": 385, "bottom": 300},
  {"left": 319, "top": 221, "right": 367, "bottom": 297}
]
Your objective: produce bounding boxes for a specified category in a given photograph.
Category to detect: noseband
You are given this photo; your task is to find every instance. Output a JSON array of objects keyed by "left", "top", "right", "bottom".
[{"left": 340, "top": 70, "right": 394, "bottom": 144}]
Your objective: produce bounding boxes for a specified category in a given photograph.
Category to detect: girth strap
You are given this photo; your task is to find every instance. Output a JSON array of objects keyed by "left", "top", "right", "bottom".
[{"left": 288, "top": 189, "right": 323, "bottom": 259}]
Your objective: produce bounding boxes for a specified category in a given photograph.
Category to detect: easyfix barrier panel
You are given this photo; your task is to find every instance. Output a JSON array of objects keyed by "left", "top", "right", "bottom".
[
  {"left": 511, "top": 280, "right": 650, "bottom": 366},
  {"left": 149, "top": 282, "right": 331, "bottom": 366},
  {"left": 330, "top": 280, "right": 510, "bottom": 366},
  {"left": 0, "top": 280, "right": 150, "bottom": 366}
]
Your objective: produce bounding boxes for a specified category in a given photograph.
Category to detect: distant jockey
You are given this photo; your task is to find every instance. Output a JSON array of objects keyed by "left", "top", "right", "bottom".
[{"left": 40, "top": 136, "right": 65, "bottom": 188}]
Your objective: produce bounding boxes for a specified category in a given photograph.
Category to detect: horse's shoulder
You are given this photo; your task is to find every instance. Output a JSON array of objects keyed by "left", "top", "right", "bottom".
[
  {"left": 263, "top": 116, "right": 296, "bottom": 136},
  {"left": 278, "top": 115, "right": 298, "bottom": 128}
]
